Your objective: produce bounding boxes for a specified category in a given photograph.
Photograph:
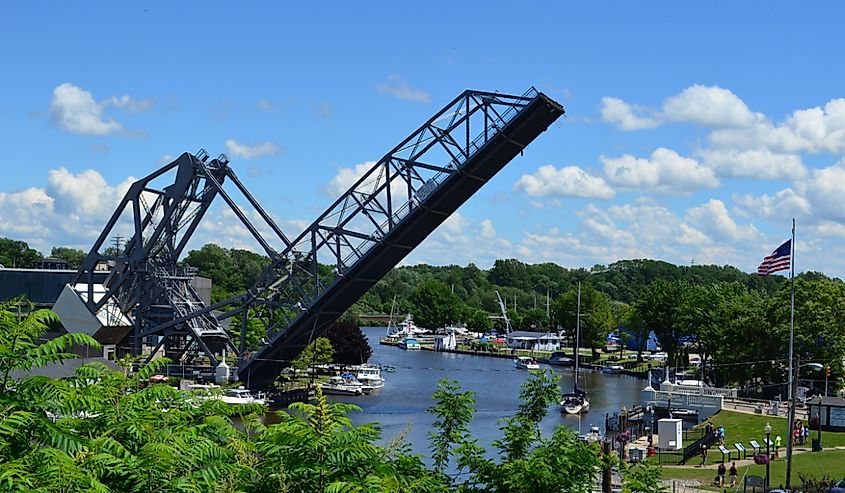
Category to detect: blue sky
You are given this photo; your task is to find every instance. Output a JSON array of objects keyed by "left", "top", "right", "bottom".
[{"left": 2, "top": 2, "right": 845, "bottom": 277}]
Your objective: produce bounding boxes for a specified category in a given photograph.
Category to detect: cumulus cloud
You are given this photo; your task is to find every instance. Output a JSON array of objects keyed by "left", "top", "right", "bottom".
[
  {"left": 795, "top": 160, "right": 845, "bottom": 222},
  {"left": 513, "top": 165, "right": 615, "bottom": 199},
  {"left": 708, "top": 98, "right": 845, "bottom": 154},
  {"left": 601, "top": 148, "right": 719, "bottom": 194},
  {"left": 662, "top": 85, "right": 758, "bottom": 127},
  {"left": 698, "top": 148, "right": 807, "bottom": 180},
  {"left": 224, "top": 139, "right": 283, "bottom": 159},
  {"left": 686, "top": 199, "right": 760, "bottom": 243},
  {"left": 405, "top": 213, "right": 514, "bottom": 267},
  {"left": 376, "top": 75, "right": 430, "bottom": 103},
  {"left": 50, "top": 83, "right": 124, "bottom": 135},
  {"left": 733, "top": 187, "right": 812, "bottom": 220},
  {"left": 601, "top": 85, "right": 758, "bottom": 131},
  {"left": 599, "top": 97, "right": 659, "bottom": 130}
]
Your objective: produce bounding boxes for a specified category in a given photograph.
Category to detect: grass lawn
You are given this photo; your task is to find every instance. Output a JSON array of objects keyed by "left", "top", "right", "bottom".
[
  {"left": 663, "top": 448, "right": 845, "bottom": 491},
  {"left": 701, "top": 409, "right": 845, "bottom": 448}
]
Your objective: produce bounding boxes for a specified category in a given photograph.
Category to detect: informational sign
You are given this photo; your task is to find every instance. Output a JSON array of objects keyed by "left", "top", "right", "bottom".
[{"left": 830, "top": 407, "right": 845, "bottom": 428}]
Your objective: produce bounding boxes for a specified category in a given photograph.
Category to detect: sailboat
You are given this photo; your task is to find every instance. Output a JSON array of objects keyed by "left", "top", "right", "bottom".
[{"left": 561, "top": 282, "right": 590, "bottom": 414}]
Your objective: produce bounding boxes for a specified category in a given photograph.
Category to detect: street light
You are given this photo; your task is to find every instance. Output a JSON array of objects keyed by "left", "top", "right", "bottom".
[
  {"left": 785, "top": 361, "right": 825, "bottom": 488},
  {"left": 764, "top": 421, "right": 772, "bottom": 492}
]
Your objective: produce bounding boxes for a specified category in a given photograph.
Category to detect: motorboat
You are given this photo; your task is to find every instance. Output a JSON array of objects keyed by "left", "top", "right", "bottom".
[
  {"left": 561, "top": 390, "right": 591, "bottom": 414},
  {"left": 220, "top": 388, "right": 267, "bottom": 406},
  {"left": 514, "top": 356, "right": 540, "bottom": 370},
  {"left": 321, "top": 374, "right": 366, "bottom": 396},
  {"left": 580, "top": 424, "right": 604, "bottom": 443},
  {"left": 547, "top": 351, "right": 574, "bottom": 367},
  {"left": 189, "top": 384, "right": 266, "bottom": 406},
  {"left": 353, "top": 364, "right": 385, "bottom": 391},
  {"left": 387, "top": 313, "right": 429, "bottom": 338},
  {"left": 602, "top": 364, "right": 624, "bottom": 374},
  {"left": 399, "top": 337, "right": 421, "bottom": 350}
]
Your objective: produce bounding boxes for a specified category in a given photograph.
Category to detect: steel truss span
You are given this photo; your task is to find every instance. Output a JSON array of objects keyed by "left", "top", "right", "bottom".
[{"left": 60, "top": 88, "right": 564, "bottom": 388}]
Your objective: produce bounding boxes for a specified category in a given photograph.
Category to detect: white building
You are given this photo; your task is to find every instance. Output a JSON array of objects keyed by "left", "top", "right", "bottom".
[{"left": 506, "top": 331, "right": 561, "bottom": 351}]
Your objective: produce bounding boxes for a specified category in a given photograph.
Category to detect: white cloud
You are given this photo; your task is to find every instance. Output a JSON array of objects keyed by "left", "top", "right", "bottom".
[
  {"left": 50, "top": 83, "right": 124, "bottom": 135},
  {"left": 599, "top": 97, "right": 659, "bottom": 130},
  {"left": 601, "top": 148, "right": 719, "bottom": 194},
  {"left": 224, "top": 139, "right": 282, "bottom": 159},
  {"left": 708, "top": 98, "right": 845, "bottom": 154},
  {"left": 405, "top": 214, "right": 513, "bottom": 267},
  {"left": 601, "top": 85, "right": 758, "bottom": 131},
  {"left": 698, "top": 148, "right": 807, "bottom": 180},
  {"left": 376, "top": 75, "right": 430, "bottom": 103},
  {"left": 513, "top": 165, "right": 615, "bottom": 199},
  {"left": 662, "top": 85, "right": 758, "bottom": 127},
  {"left": 732, "top": 188, "right": 811, "bottom": 220},
  {"left": 104, "top": 94, "right": 154, "bottom": 112},
  {"left": 685, "top": 199, "right": 760, "bottom": 243},
  {"left": 326, "top": 161, "right": 377, "bottom": 197},
  {"left": 796, "top": 160, "right": 845, "bottom": 222}
]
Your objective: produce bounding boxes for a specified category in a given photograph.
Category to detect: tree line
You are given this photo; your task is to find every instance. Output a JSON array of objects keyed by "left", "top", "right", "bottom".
[{"left": 4, "top": 237, "right": 843, "bottom": 395}]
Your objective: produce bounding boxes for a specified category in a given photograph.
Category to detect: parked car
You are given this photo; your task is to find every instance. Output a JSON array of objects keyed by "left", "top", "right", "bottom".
[
  {"left": 648, "top": 352, "right": 668, "bottom": 362},
  {"left": 831, "top": 478, "right": 845, "bottom": 493}
]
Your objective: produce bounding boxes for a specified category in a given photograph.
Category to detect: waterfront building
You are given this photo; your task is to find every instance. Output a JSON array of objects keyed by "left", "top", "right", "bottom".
[{"left": 506, "top": 331, "right": 561, "bottom": 351}]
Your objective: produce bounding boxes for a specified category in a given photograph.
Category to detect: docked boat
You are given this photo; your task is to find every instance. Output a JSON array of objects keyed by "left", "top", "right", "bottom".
[
  {"left": 399, "top": 337, "right": 421, "bottom": 350},
  {"left": 547, "top": 351, "right": 574, "bottom": 367},
  {"left": 354, "top": 364, "right": 386, "bottom": 391},
  {"left": 561, "top": 282, "right": 590, "bottom": 415},
  {"left": 220, "top": 388, "right": 267, "bottom": 406},
  {"left": 321, "top": 374, "right": 366, "bottom": 395},
  {"left": 580, "top": 424, "right": 604, "bottom": 443},
  {"left": 602, "top": 364, "right": 624, "bottom": 374},
  {"left": 514, "top": 356, "right": 540, "bottom": 370}
]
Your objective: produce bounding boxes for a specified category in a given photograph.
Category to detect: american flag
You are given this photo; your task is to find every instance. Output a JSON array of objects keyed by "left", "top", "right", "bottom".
[{"left": 757, "top": 239, "right": 791, "bottom": 276}]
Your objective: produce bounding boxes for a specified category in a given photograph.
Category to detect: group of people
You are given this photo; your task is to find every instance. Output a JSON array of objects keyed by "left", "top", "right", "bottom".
[
  {"left": 715, "top": 462, "right": 739, "bottom": 488},
  {"left": 704, "top": 420, "right": 726, "bottom": 445},
  {"left": 792, "top": 418, "right": 810, "bottom": 445}
]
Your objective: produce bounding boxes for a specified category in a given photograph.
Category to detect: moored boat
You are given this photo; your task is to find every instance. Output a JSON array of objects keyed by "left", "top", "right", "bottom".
[
  {"left": 321, "top": 374, "right": 366, "bottom": 395},
  {"left": 547, "top": 351, "right": 574, "bottom": 367},
  {"left": 354, "top": 363, "right": 386, "bottom": 391},
  {"left": 399, "top": 337, "right": 421, "bottom": 350}
]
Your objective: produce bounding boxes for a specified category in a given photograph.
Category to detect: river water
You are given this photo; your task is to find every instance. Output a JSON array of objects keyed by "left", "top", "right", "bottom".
[{"left": 325, "top": 327, "right": 645, "bottom": 456}]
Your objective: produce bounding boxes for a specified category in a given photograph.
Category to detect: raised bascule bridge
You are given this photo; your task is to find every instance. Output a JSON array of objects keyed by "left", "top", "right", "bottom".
[{"left": 54, "top": 88, "right": 564, "bottom": 389}]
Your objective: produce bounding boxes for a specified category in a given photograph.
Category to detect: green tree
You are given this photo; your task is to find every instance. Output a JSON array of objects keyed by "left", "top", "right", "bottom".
[
  {"left": 411, "top": 279, "right": 463, "bottom": 329},
  {"left": 291, "top": 337, "right": 334, "bottom": 370},
  {"left": 464, "top": 307, "right": 493, "bottom": 332},
  {"left": 49, "top": 247, "right": 86, "bottom": 269},
  {"left": 636, "top": 280, "right": 691, "bottom": 368},
  {"left": 554, "top": 283, "right": 614, "bottom": 359},
  {"left": 520, "top": 307, "right": 550, "bottom": 332},
  {"left": 622, "top": 459, "right": 667, "bottom": 493},
  {"left": 427, "top": 379, "right": 476, "bottom": 475},
  {"left": 0, "top": 238, "right": 41, "bottom": 269}
]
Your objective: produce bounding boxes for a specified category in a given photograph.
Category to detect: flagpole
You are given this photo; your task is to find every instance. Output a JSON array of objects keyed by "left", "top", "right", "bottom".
[{"left": 785, "top": 218, "right": 796, "bottom": 489}]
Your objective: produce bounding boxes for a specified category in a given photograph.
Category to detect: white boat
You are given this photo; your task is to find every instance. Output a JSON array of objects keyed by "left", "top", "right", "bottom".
[
  {"left": 220, "top": 388, "right": 267, "bottom": 406},
  {"left": 580, "top": 424, "right": 604, "bottom": 443},
  {"left": 189, "top": 384, "right": 267, "bottom": 406},
  {"left": 399, "top": 337, "right": 421, "bottom": 350},
  {"left": 354, "top": 364, "right": 385, "bottom": 391},
  {"left": 561, "top": 282, "right": 590, "bottom": 415},
  {"left": 321, "top": 374, "right": 366, "bottom": 395},
  {"left": 561, "top": 391, "right": 591, "bottom": 414},
  {"left": 514, "top": 356, "right": 540, "bottom": 370},
  {"left": 387, "top": 312, "right": 429, "bottom": 338}
]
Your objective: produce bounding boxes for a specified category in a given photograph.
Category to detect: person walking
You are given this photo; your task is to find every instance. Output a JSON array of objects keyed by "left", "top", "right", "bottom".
[
  {"left": 717, "top": 462, "right": 726, "bottom": 487},
  {"left": 718, "top": 425, "right": 725, "bottom": 445},
  {"left": 699, "top": 444, "right": 708, "bottom": 466},
  {"left": 774, "top": 434, "right": 782, "bottom": 458},
  {"left": 803, "top": 424, "right": 810, "bottom": 445},
  {"left": 729, "top": 462, "right": 738, "bottom": 487}
]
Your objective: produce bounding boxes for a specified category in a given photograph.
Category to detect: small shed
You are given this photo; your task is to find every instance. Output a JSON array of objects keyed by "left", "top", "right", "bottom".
[
  {"left": 434, "top": 332, "right": 457, "bottom": 351},
  {"left": 808, "top": 396, "right": 845, "bottom": 432}
]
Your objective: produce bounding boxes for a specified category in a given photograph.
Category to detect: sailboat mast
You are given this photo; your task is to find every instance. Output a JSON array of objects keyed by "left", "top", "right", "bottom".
[{"left": 575, "top": 281, "right": 581, "bottom": 390}]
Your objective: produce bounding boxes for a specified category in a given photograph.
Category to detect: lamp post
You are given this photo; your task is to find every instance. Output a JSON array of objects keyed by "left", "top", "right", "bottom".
[
  {"left": 785, "top": 361, "right": 823, "bottom": 488},
  {"left": 764, "top": 421, "right": 772, "bottom": 492}
]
